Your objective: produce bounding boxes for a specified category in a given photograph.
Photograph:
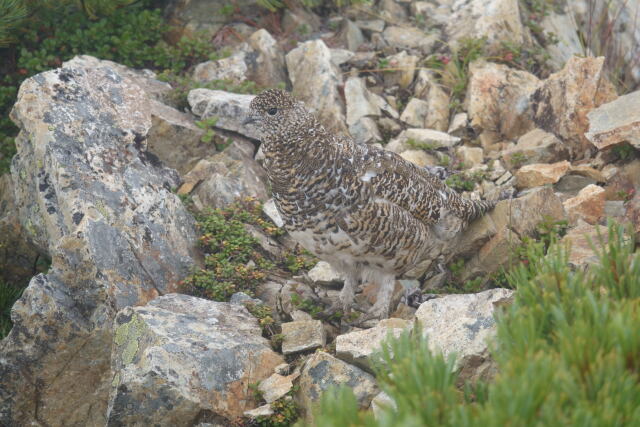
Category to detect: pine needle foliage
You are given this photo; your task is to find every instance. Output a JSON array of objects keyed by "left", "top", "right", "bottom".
[
  {"left": 315, "top": 222, "right": 640, "bottom": 426},
  {"left": 0, "top": 0, "right": 27, "bottom": 47}
]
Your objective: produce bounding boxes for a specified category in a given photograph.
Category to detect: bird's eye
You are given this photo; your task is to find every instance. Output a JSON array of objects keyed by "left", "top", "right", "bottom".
[{"left": 267, "top": 108, "right": 278, "bottom": 116}]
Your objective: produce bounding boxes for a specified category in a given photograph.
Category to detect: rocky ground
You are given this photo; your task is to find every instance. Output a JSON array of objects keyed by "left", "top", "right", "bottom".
[{"left": 1, "top": 0, "right": 640, "bottom": 426}]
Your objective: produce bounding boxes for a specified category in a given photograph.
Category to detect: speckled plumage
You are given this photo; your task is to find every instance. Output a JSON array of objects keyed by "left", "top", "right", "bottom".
[{"left": 246, "top": 89, "right": 496, "bottom": 320}]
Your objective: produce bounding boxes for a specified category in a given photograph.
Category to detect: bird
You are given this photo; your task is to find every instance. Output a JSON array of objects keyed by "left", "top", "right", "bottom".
[{"left": 244, "top": 89, "right": 497, "bottom": 323}]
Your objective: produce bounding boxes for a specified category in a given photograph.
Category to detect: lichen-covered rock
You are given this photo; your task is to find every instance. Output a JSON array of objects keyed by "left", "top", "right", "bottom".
[
  {"left": 193, "top": 51, "right": 249, "bottom": 84},
  {"left": 585, "top": 89, "right": 640, "bottom": 150},
  {"left": 0, "top": 174, "right": 40, "bottom": 285},
  {"left": 285, "top": 40, "right": 346, "bottom": 133},
  {"left": 245, "top": 29, "right": 288, "bottom": 88},
  {"left": 177, "top": 140, "right": 269, "bottom": 210},
  {"left": 447, "top": 0, "right": 524, "bottom": 50},
  {"left": 415, "top": 288, "right": 514, "bottom": 374},
  {"left": 281, "top": 320, "right": 326, "bottom": 355},
  {"left": 414, "top": 69, "right": 450, "bottom": 131},
  {"left": 382, "top": 25, "right": 437, "bottom": 54},
  {"left": 188, "top": 89, "right": 259, "bottom": 139},
  {"left": 335, "top": 318, "right": 410, "bottom": 371},
  {"left": 466, "top": 60, "right": 540, "bottom": 143},
  {"left": 561, "top": 220, "right": 609, "bottom": 269},
  {"left": 1, "top": 66, "right": 198, "bottom": 426},
  {"left": 531, "top": 56, "right": 618, "bottom": 157},
  {"left": 258, "top": 372, "right": 300, "bottom": 404},
  {"left": 147, "top": 100, "right": 208, "bottom": 175},
  {"left": 383, "top": 51, "right": 418, "bottom": 89},
  {"left": 563, "top": 184, "right": 606, "bottom": 225},
  {"left": 501, "top": 128, "right": 570, "bottom": 170},
  {"left": 515, "top": 160, "right": 571, "bottom": 189},
  {"left": 296, "top": 351, "right": 379, "bottom": 424},
  {"left": 107, "top": 294, "right": 283, "bottom": 425}
]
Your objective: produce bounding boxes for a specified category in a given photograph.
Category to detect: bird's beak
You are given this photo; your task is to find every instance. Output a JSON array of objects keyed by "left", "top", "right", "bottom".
[{"left": 242, "top": 112, "right": 259, "bottom": 126}]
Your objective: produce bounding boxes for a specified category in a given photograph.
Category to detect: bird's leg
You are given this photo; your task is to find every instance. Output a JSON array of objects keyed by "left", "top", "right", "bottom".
[
  {"left": 355, "top": 274, "right": 395, "bottom": 325},
  {"left": 317, "top": 274, "right": 357, "bottom": 320}
]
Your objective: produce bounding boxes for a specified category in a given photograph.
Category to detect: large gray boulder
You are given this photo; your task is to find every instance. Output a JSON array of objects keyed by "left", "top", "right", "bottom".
[
  {"left": 1, "top": 65, "right": 198, "bottom": 426},
  {"left": 107, "top": 294, "right": 283, "bottom": 425}
]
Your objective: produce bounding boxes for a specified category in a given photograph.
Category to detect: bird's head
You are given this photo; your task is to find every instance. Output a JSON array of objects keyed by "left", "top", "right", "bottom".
[{"left": 244, "top": 89, "right": 308, "bottom": 137}]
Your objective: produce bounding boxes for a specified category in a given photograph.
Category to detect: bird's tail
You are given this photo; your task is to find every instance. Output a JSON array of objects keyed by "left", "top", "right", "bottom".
[{"left": 466, "top": 198, "right": 497, "bottom": 222}]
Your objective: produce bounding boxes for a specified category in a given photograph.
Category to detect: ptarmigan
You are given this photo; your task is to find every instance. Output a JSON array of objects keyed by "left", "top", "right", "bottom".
[{"left": 244, "top": 89, "right": 496, "bottom": 322}]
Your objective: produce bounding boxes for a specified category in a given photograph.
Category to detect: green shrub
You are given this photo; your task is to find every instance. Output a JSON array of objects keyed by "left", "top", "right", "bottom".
[{"left": 314, "top": 222, "right": 640, "bottom": 426}]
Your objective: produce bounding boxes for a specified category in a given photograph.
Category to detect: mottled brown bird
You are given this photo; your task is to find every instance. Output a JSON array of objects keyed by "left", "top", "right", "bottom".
[{"left": 245, "top": 89, "right": 496, "bottom": 322}]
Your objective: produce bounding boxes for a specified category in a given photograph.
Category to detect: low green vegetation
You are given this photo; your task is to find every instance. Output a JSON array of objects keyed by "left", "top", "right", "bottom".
[
  {"left": 0, "top": 281, "right": 24, "bottom": 339},
  {"left": 255, "top": 392, "right": 300, "bottom": 427},
  {"left": 313, "top": 222, "right": 640, "bottom": 426},
  {"left": 0, "top": 0, "right": 225, "bottom": 174}
]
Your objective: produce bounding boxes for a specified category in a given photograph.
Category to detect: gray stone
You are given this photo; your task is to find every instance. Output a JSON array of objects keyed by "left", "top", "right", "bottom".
[
  {"left": 447, "top": 0, "right": 524, "bottom": 50},
  {"left": 286, "top": 40, "right": 346, "bottom": 133},
  {"left": 258, "top": 372, "right": 299, "bottom": 403},
  {"left": 555, "top": 174, "right": 597, "bottom": 195},
  {"left": 281, "top": 320, "right": 326, "bottom": 355},
  {"left": 330, "top": 48, "right": 355, "bottom": 67},
  {"left": 188, "top": 89, "right": 259, "bottom": 139},
  {"left": 177, "top": 140, "right": 268, "bottom": 210},
  {"left": 345, "top": 77, "right": 381, "bottom": 126},
  {"left": 2, "top": 65, "right": 198, "bottom": 426},
  {"left": 263, "top": 198, "right": 284, "bottom": 228},
  {"left": 244, "top": 404, "right": 274, "bottom": 418},
  {"left": 108, "top": 294, "right": 284, "bottom": 424},
  {"left": 586, "top": 89, "right": 640, "bottom": 150},
  {"left": 371, "top": 391, "right": 397, "bottom": 419},
  {"left": 350, "top": 117, "right": 383, "bottom": 145},
  {"left": 414, "top": 69, "right": 450, "bottom": 131},
  {"left": 355, "top": 19, "right": 385, "bottom": 33},
  {"left": 415, "top": 288, "right": 514, "bottom": 367},
  {"left": 502, "top": 128, "right": 570, "bottom": 170},
  {"left": 387, "top": 128, "right": 461, "bottom": 153},
  {"left": 245, "top": 29, "right": 288, "bottom": 88},
  {"left": 383, "top": 26, "right": 438, "bottom": 54},
  {"left": 383, "top": 51, "right": 418, "bottom": 89},
  {"left": 308, "top": 261, "right": 343, "bottom": 286},
  {"left": 296, "top": 352, "right": 379, "bottom": 424},
  {"left": 193, "top": 51, "right": 248, "bottom": 84},
  {"left": 335, "top": 318, "right": 410, "bottom": 371},
  {"left": 400, "top": 98, "right": 429, "bottom": 127},
  {"left": 338, "top": 19, "right": 366, "bottom": 51}
]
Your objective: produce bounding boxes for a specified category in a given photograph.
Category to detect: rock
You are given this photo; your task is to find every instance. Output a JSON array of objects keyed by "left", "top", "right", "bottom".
[
  {"left": 466, "top": 60, "right": 540, "bottom": 142},
  {"left": 177, "top": 140, "right": 268, "bottom": 210},
  {"left": 388, "top": 128, "right": 461, "bottom": 153},
  {"left": 335, "top": 318, "right": 410, "bottom": 371},
  {"left": 308, "top": 261, "right": 343, "bottom": 287},
  {"left": 625, "top": 192, "right": 640, "bottom": 236},
  {"left": 164, "top": 0, "right": 256, "bottom": 39},
  {"left": 230, "top": 291, "right": 262, "bottom": 306},
  {"left": 399, "top": 98, "right": 429, "bottom": 127},
  {"left": 456, "top": 146, "right": 484, "bottom": 167},
  {"left": 415, "top": 289, "right": 514, "bottom": 375},
  {"left": 383, "top": 51, "right": 418, "bottom": 89},
  {"left": 245, "top": 29, "right": 287, "bottom": 88},
  {"left": 355, "top": 19, "right": 385, "bottom": 33},
  {"left": 286, "top": 40, "right": 346, "bottom": 133},
  {"left": 338, "top": 19, "right": 366, "bottom": 51},
  {"left": 458, "top": 228, "right": 522, "bottom": 282},
  {"left": 540, "top": 12, "right": 583, "bottom": 70},
  {"left": 555, "top": 174, "right": 597, "bottom": 195},
  {"left": 448, "top": 112, "right": 469, "bottom": 136},
  {"left": 501, "top": 128, "right": 570, "bottom": 170},
  {"left": 244, "top": 404, "right": 274, "bottom": 418},
  {"left": 258, "top": 372, "right": 300, "bottom": 404},
  {"left": 281, "top": 320, "right": 326, "bottom": 355},
  {"left": 0, "top": 174, "right": 41, "bottom": 285},
  {"left": 457, "top": 187, "right": 566, "bottom": 257},
  {"left": 350, "top": 117, "right": 383, "bottom": 144},
  {"left": 515, "top": 161, "right": 572, "bottom": 189},
  {"left": 147, "top": 101, "right": 209, "bottom": 174},
  {"left": 531, "top": 56, "right": 618, "bottom": 157},
  {"left": 2, "top": 66, "right": 198, "bottom": 426},
  {"left": 414, "top": 70, "right": 450, "bottom": 131},
  {"left": 447, "top": 0, "right": 524, "bottom": 50},
  {"left": 291, "top": 309, "right": 314, "bottom": 322},
  {"left": 382, "top": 26, "right": 438, "bottom": 54},
  {"left": 379, "top": 0, "right": 408, "bottom": 21},
  {"left": 561, "top": 220, "right": 608, "bottom": 269},
  {"left": 296, "top": 352, "right": 379, "bottom": 424},
  {"left": 108, "top": 294, "right": 283, "bottom": 424},
  {"left": 345, "top": 77, "right": 381, "bottom": 126},
  {"left": 569, "top": 165, "right": 606, "bottom": 183},
  {"left": 371, "top": 391, "right": 397, "bottom": 419},
  {"left": 281, "top": 7, "right": 322, "bottom": 34},
  {"left": 603, "top": 159, "right": 640, "bottom": 201},
  {"left": 263, "top": 199, "right": 284, "bottom": 228},
  {"left": 330, "top": 48, "right": 355, "bottom": 67},
  {"left": 399, "top": 149, "right": 437, "bottom": 168},
  {"left": 563, "top": 184, "right": 606, "bottom": 225},
  {"left": 585, "top": 89, "right": 640, "bottom": 150},
  {"left": 63, "top": 55, "right": 171, "bottom": 102},
  {"left": 188, "top": 89, "right": 259, "bottom": 139},
  {"left": 193, "top": 51, "right": 248, "bottom": 84}
]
